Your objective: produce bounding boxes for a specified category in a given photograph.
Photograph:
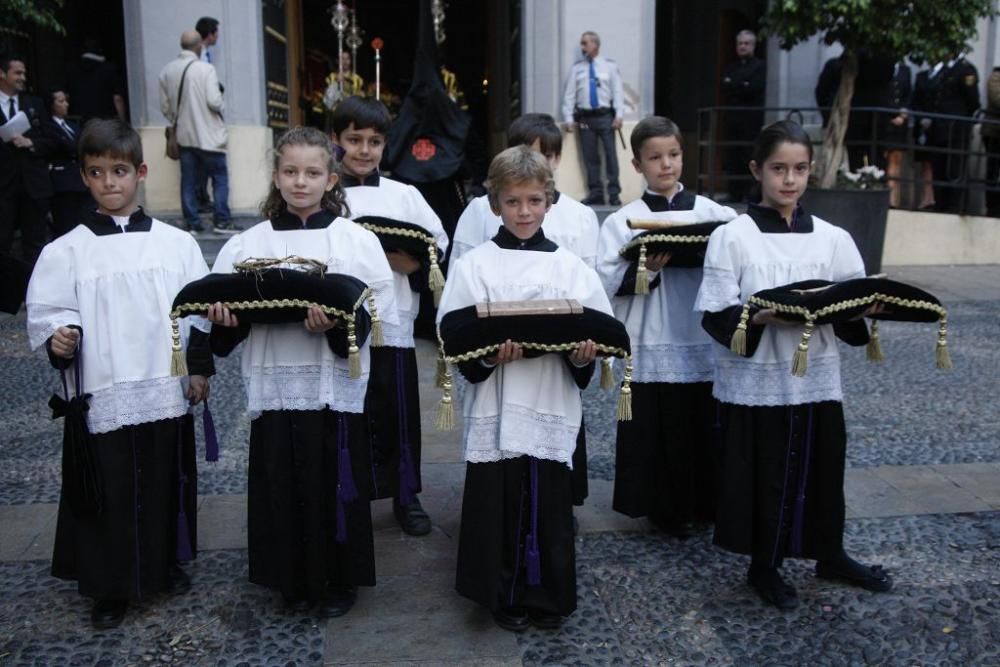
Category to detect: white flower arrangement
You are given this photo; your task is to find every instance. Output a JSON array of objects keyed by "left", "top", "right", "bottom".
[{"left": 837, "top": 164, "right": 887, "bottom": 190}]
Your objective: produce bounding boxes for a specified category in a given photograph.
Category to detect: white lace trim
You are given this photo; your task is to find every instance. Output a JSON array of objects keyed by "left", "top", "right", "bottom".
[
  {"left": 245, "top": 362, "right": 368, "bottom": 416},
  {"left": 380, "top": 319, "right": 415, "bottom": 349},
  {"left": 697, "top": 266, "right": 741, "bottom": 312},
  {"left": 712, "top": 354, "right": 843, "bottom": 406},
  {"left": 86, "top": 376, "right": 189, "bottom": 434},
  {"left": 632, "top": 342, "right": 715, "bottom": 383},
  {"left": 464, "top": 404, "right": 578, "bottom": 467}
]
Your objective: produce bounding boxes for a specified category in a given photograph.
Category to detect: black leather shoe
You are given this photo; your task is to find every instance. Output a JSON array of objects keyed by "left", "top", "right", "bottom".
[
  {"left": 816, "top": 558, "right": 893, "bottom": 592},
  {"left": 748, "top": 566, "right": 798, "bottom": 610},
  {"left": 168, "top": 565, "right": 191, "bottom": 595},
  {"left": 608, "top": 196, "right": 622, "bottom": 206},
  {"left": 91, "top": 599, "right": 127, "bottom": 629},
  {"left": 394, "top": 497, "right": 432, "bottom": 536},
  {"left": 318, "top": 587, "right": 357, "bottom": 618},
  {"left": 492, "top": 606, "right": 529, "bottom": 632},
  {"left": 581, "top": 195, "right": 605, "bottom": 206},
  {"left": 527, "top": 609, "right": 563, "bottom": 630}
]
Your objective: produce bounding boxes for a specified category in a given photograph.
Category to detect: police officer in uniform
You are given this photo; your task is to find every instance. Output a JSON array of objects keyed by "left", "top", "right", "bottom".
[
  {"left": 931, "top": 55, "right": 980, "bottom": 212},
  {"left": 720, "top": 30, "right": 765, "bottom": 202},
  {"left": 562, "top": 31, "right": 624, "bottom": 206}
]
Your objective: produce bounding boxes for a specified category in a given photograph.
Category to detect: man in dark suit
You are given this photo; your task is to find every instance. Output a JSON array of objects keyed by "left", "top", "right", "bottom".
[
  {"left": 720, "top": 30, "right": 766, "bottom": 202},
  {"left": 0, "top": 54, "right": 54, "bottom": 266},
  {"left": 931, "top": 56, "right": 980, "bottom": 212},
  {"left": 42, "top": 89, "right": 93, "bottom": 238}
]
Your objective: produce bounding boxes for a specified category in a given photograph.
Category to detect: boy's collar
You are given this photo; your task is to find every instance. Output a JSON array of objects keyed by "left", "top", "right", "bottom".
[
  {"left": 84, "top": 207, "right": 151, "bottom": 235},
  {"left": 491, "top": 225, "right": 557, "bottom": 251},
  {"left": 272, "top": 208, "right": 337, "bottom": 230},
  {"left": 341, "top": 171, "right": 381, "bottom": 188},
  {"left": 642, "top": 185, "right": 694, "bottom": 212}
]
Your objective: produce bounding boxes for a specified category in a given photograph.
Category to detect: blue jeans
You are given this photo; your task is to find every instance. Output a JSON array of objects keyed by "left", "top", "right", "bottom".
[{"left": 180, "top": 147, "right": 230, "bottom": 228}]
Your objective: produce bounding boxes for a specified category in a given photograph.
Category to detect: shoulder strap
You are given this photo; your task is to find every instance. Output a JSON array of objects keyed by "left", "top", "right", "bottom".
[{"left": 174, "top": 60, "right": 196, "bottom": 125}]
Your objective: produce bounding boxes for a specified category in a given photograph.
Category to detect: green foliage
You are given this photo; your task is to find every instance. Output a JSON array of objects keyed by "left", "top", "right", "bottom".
[
  {"left": 2, "top": 0, "right": 65, "bottom": 35},
  {"left": 764, "top": 0, "right": 997, "bottom": 64}
]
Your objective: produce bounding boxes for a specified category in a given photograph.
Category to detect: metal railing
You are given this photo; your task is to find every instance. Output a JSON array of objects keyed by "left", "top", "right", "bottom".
[{"left": 696, "top": 105, "right": 1000, "bottom": 215}]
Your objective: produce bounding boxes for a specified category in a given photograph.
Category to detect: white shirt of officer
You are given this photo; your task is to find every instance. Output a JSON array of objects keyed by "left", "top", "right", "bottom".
[{"left": 561, "top": 32, "right": 624, "bottom": 124}]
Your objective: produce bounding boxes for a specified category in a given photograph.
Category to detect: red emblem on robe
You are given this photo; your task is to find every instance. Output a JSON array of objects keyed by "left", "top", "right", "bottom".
[{"left": 411, "top": 137, "right": 437, "bottom": 161}]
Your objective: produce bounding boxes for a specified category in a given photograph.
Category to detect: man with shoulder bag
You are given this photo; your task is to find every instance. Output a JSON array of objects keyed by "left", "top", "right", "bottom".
[{"left": 158, "top": 31, "right": 233, "bottom": 233}]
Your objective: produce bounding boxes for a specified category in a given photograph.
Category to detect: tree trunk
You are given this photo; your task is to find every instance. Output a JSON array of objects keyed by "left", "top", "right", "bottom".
[{"left": 819, "top": 52, "right": 858, "bottom": 188}]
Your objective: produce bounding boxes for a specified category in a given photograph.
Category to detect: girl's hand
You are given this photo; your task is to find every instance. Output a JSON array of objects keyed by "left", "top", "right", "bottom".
[
  {"left": 644, "top": 251, "right": 672, "bottom": 272},
  {"left": 486, "top": 339, "right": 523, "bottom": 365},
  {"left": 207, "top": 302, "right": 240, "bottom": 327},
  {"left": 304, "top": 306, "right": 338, "bottom": 333},
  {"left": 51, "top": 326, "right": 80, "bottom": 359},
  {"left": 751, "top": 308, "right": 799, "bottom": 326},
  {"left": 569, "top": 339, "right": 598, "bottom": 365}
]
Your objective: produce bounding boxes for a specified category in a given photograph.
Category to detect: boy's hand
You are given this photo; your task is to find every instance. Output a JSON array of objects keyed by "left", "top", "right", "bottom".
[
  {"left": 207, "top": 302, "right": 240, "bottom": 327},
  {"left": 304, "top": 306, "right": 337, "bottom": 333},
  {"left": 487, "top": 339, "right": 523, "bottom": 365},
  {"left": 569, "top": 339, "right": 598, "bottom": 366},
  {"left": 51, "top": 327, "right": 80, "bottom": 359},
  {"left": 386, "top": 250, "right": 422, "bottom": 275},
  {"left": 644, "top": 251, "right": 672, "bottom": 272},
  {"left": 186, "top": 375, "right": 210, "bottom": 404}
]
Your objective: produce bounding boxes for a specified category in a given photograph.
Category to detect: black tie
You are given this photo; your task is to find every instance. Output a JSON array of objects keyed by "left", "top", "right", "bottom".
[
  {"left": 61, "top": 121, "right": 75, "bottom": 139},
  {"left": 7, "top": 98, "right": 14, "bottom": 119}
]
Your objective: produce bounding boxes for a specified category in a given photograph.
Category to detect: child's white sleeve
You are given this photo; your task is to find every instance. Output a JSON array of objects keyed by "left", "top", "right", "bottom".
[
  {"left": 595, "top": 211, "right": 632, "bottom": 299},
  {"left": 695, "top": 224, "right": 743, "bottom": 313},
  {"left": 25, "top": 242, "right": 81, "bottom": 350}
]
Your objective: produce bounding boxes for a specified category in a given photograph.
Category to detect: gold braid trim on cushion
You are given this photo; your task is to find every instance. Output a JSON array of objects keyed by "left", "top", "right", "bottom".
[
  {"left": 744, "top": 293, "right": 950, "bottom": 376},
  {"left": 619, "top": 234, "right": 713, "bottom": 257},
  {"left": 357, "top": 223, "right": 435, "bottom": 245},
  {"left": 433, "top": 337, "right": 633, "bottom": 430},
  {"left": 169, "top": 288, "right": 372, "bottom": 379}
]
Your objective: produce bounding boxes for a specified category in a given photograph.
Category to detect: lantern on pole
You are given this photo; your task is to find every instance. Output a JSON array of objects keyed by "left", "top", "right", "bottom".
[
  {"left": 331, "top": 1, "right": 350, "bottom": 96},
  {"left": 431, "top": 0, "right": 446, "bottom": 45}
]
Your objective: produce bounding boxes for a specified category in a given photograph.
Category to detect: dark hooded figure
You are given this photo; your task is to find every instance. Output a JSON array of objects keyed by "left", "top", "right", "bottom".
[{"left": 385, "top": 0, "right": 473, "bottom": 337}]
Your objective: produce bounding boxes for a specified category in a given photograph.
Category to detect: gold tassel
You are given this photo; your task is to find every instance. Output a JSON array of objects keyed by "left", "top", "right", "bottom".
[
  {"left": 616, "top": 358, "right": 633, "bottom": 421},
  {"left": 347, "top": 321, "right": 361, "bottom": 379},
  {"left": 368, "top": 294, "right": 384, "bottom": 347},
  {"left": 866, "top": 320, "right": 885, "bottom": 363},
  {"left": 730, "top": 304, "right": 751, "bottom": 356},
  {"left": 936, "top": 317, "right": 953, "bottom": 370},
  {"left": 435, "top": 354, "right": 449, "bottom": 388},
  {"left": 635, "top": 244, "right": 650, "bottom": 295},
  {"left": 428, "top": 243, "right": 446, "bottom": 307},
  {"left": 170, "top": 319, "right": 188, "bottom": 377},
  {"left": 600, "top": 357, "right": 614, "bottom": 390},
  {"left": 791, "top": 318, "right": 815, "bottom": 377},
  {"left": 436, "top": 371, "right": 455, "bottom": 431}
]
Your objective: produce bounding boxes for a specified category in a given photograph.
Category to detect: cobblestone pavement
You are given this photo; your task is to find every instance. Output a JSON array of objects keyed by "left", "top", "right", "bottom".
[{"left": 1, "top": 266, "right": 998, "bottom": 666}]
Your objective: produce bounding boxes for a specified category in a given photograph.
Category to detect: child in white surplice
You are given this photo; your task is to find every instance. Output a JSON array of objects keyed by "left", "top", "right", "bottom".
[{"left": 437, "top": 146, "right": 613, "bottom": 631}]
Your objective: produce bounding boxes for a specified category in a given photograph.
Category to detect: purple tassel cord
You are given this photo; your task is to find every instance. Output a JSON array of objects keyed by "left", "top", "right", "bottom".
[
  {"left": 396, "top": 351, "right": 418, "bottom": 506},
  {"left": 335, "top": 415, "right": 357, "bottom": 544},
  {"left": 524, "top": 458, "right": 542, "bottom": 587},
  {"left": 203, "top": 401, "right": 219, "bottom": 462},
  {"left": 789, "top": 406, "right": 815, "bottom": 556},
  {"left": 176, "top": 509, "right": 194, "bottom": 562}
]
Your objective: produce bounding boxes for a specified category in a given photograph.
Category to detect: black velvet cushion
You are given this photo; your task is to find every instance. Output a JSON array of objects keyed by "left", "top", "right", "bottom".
[
  {"left": 171, "top": 269, "right": 372, "bottom": 335},
  {"left": 439, "top": 305, "right": 631, "bottom": 361},
  {"left": 749, "top": 277, "right": 945, "bottom": 324},
  {"left": 355, "top": 216, "right": 437, "bottom": 261},
  {"left": 618, "top": 221, "right": 725, "bottom": 268}
]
